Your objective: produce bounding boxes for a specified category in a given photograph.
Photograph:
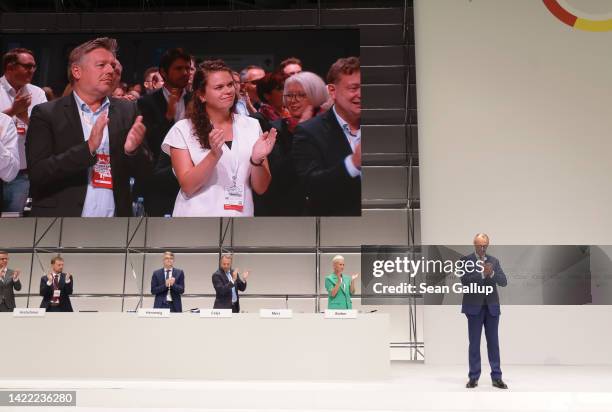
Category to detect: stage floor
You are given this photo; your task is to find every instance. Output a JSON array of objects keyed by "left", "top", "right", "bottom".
[{"left": 1, "top": 362, "right": 611, "bottom": 411}]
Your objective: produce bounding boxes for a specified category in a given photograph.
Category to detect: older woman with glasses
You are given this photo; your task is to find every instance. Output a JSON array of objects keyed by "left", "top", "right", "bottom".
[{"left": 254, "top": 71, "right": 328, "bottom": 216}]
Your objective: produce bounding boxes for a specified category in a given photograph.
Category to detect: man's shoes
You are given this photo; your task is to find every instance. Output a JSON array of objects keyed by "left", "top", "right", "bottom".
[
  {"left": 492, "top": 378, "right": 508, "bottom": 389},
  {"left": 466, "top": 378, "right": 478, "bottom": 388}
]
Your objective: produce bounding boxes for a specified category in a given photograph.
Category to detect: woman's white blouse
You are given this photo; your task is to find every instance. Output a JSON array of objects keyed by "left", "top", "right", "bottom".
[{"left": 161, "top": 114, "right": 262, "bottom": 217}]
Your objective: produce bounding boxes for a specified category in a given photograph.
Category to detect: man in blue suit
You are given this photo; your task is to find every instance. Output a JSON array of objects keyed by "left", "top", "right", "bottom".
[
  {"left": 461, "top": 233, "right": 508, "bottom": 389},
  {"left": 151, "top": 251, "right": 185, "bottom": 312}
]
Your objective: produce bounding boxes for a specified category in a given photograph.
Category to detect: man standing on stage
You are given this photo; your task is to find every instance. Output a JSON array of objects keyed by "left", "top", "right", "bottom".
[{"left": 461, "top": 233, "right": 508, "bottom": 389}]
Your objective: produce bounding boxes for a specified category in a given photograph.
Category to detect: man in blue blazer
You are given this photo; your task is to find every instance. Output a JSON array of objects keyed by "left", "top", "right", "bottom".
[
  {"left": 461, "top": 233, "right": 508, "bottom": 389},
  {"left": 212, "top": 254, "right": 248, "bottom": 313},
  {"left": 151, "top": 251, "right": 185, "bottom": 312}
]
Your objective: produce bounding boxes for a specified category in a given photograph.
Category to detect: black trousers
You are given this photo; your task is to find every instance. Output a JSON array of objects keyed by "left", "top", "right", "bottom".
[
  {"left": 0, "top": 302, "right": 12, "bottom": 312},
  {"left": 232, "top": 302, "right": 240, "bottom": 313}
]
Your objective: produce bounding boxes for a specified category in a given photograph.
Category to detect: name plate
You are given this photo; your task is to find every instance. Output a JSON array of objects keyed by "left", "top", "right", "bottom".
[
  {"left": 13, "top": 308, "right": 46, "bottom": 317},
  {"left": 259, "top": 309, "right": 293, "bottom": 319},
  {"left": 324, "top": 309, "right": 357, "bottom": 319},
  {"left": 200, "top": 309, "right": 232, "bottom": 318},
  {"left": 137, "top": 308, "right": 170, "bottom": 318}
]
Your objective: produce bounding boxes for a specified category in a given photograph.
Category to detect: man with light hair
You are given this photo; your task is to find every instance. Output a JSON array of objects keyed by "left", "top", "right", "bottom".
[
  {"left": 212, "top": 254, "right": 249, "bottom": 313},
  {"left": 26, "top": 37, "right": 152, "bottom": 217},
  {"left": 325, "top": 255, "right": 359, "bottom": 309},
  {"left": 461, "top": 233, "right": 508, "bottom": 389}
]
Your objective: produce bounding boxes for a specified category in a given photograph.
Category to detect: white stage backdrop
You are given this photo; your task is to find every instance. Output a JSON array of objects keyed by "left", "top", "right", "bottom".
[{"left": 415, "top": 0, "right": 612, "bottom": 245}]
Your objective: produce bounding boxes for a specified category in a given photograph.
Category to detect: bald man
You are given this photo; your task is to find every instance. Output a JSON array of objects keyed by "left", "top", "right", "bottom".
[{"left": 461, "top": 233, "right": 508, "bottom": 389}]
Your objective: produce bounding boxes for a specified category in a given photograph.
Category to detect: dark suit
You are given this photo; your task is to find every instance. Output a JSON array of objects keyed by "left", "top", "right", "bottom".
[
  {"left": 39, "top": 273, "right": 73, "bottom": 312},
  {"left": 25, "top": 94, "right": 153, "bottom": 217},
  {"left": 460, "top": 253, "right": 507, "bottom": 380},
  {"left": 212, "top": 268, "right": 247, "bottom": 313},
  {"left": 291, "top": 108, "right": 361, "bottom": 216},
  {"left": 136, "top": 89, "right": 190, "bottom": 216},
  {"left": 151, "top": 267, "right": 185, "bottom": 312},
  {"left": 253, "top": 118, "right": 306, "bottom": 216},
  {"left": 0, "top": 269, "right": 21, "bottom": 311}
]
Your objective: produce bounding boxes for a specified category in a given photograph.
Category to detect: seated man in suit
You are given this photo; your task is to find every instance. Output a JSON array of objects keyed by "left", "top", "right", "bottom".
[
  {"left": 26, "top": 37, "right": 152, "bottom": 217},
  {"left": 137, "top": 48, "right": 192, "bottom": 216},
  {"left": 151, "top": 251, "right": 185, "bottom": 312},
  {"left": 212, "top": 254, "right": 249, "bottom": 313},
  {"left": 0, "top": 251, "right": 22, "bottom": 312},
  {"left": 40, "top": 256, "right": 74, "bottom": 312},
  {"left": 292, "top": 56, "right": 361, "bottom": 216},
  {"left": 461, "top": 233, "right": 508, "bottom": 389}
]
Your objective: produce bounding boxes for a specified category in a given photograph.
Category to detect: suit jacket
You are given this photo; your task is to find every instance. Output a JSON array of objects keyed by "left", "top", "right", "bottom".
[
  {"left": 325, "top": 273, "right": 353, "bottom": 309},
  {"left": 291, "top": 108, "right": 361, "bottom": 216},
  {"left": 0, "top": 269, "right": 21, "bottom": 309},
  {"left": 25, "top": 94, "right": 153, "bottom": 217},
  {"left": 253, "top": 118, "right": 306, "bottom": 216},
  {"left": 136, "top": 89, "right": 190, "bottom": 216},
  {"left": 212, "top": 268, "right": 247, "bottom": 311},
  {"left": 460, "top": 253, "right": 507, "bottom": 316},
  {"left": 151, "top": 267, "right": 185, "bottom": 312},
  {"left": 39, "top": 273, "right": 73, "bottom": 312}
]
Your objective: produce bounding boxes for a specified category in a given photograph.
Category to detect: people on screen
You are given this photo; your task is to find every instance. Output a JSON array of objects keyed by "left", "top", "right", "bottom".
[
  {"left": 143, "top": 66, "right": 164, "bottom": 95},
  {"left": 151, "top": 251, "right": 185, "bottom": 313},
  {"left": 0, "top": 251, "right": 22, "bottom": 312},
  {"left": 239, "top": 65, "right": 265, "bottom": 111},
  {"left": 0, "top": 112, "right": 20, "bottom": 203},
  {"left": 325, "top": 255, "right": 359, "bottom": 310},
  {"left": 461, "top": 233, "right": 508, "bottom": 389},
  {"left": 137, "top": 48, "right": 192, "bottom": 217},
  {"left": 0, "top": 48, "right": 47, "bottom": 213},
  {"left": 292, "top": 56, "right": 361, "bottom": 216},
  {"left": 161, "top": 59, "right": 276, "bottom": 217},
  {"left": 39, "top": 256, "right": 74, "bottom": 312},
  {"left": 254, "top": 71, "right": 328, "bottom": 216},
  {"left": 212, "top": 254, "right": 249, "bottom": 313},
  {"left": 279, "top": 57, "right": 303, "bottom": 77},
  {"left": 25, "top": 37, "right": 152, "bottom": 217}
]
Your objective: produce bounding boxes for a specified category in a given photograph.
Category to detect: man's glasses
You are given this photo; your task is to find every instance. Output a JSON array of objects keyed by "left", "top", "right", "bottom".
[
  {"left": 284, "top": 92, "right": 307, "bottom": 101},
  {"left": 16, "top": 62, "right": 37, "bottom": 71}
]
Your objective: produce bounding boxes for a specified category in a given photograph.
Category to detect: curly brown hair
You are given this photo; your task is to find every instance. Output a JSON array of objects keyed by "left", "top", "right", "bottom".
[{"left": 188, "top": 59, "right": 237, "bottom": 150}]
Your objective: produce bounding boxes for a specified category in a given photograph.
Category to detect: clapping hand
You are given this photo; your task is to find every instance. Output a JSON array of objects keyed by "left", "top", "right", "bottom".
[
  {"left": 351, "top": 273, "right": 360, "bottom": 281},
  {"left": 124, "top": 115, "right": 146, "bottom": 154},
  {"left": 251, "top": 128, "right": 277, "bottom": 164},
  {"left": 209, "top": 128, "right": 225, "bottom": 158},
  {"left": 87, "top": 111, "right": 109, "bottom": 154}
]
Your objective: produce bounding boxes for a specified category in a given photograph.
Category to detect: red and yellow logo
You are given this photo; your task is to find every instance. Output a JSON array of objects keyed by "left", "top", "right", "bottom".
[{"left": 543, "top": 0, "right": 612, "bottom": 31}]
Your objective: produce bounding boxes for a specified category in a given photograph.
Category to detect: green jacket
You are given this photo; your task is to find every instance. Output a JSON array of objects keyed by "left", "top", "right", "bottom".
[{"left": 325, "top": 273, "right": 353, "bottom": 309}]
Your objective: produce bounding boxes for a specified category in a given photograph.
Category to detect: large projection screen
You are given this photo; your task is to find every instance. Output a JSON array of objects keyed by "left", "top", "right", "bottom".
[{"left": 415, "top": 0, "right": 612, "bottom": 245}]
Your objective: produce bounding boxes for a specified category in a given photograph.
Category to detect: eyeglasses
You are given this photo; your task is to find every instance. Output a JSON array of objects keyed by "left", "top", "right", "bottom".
[
  {"left": 284, "top": 92, "right": 307, "bottom": 101},
  {"left": 16, "top": 62, "right": 37, "bottom": 71}
]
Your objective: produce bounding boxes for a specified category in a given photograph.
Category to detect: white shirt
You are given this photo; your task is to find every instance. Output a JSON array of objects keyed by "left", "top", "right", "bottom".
[
  {"left": 73, "top": 92, "right": 115, "bottom": 217},
  {"left": 0, "top": 112, "right": 20, "bottom": 182},
  {"left": 0, "top": 76, "right": 47, "bottom": 170},
  {"left": 162, "top": 87, "right": 187, "bottom": 123},
  {"left": 332, "top": 105, "right": 361, "bottom": 178},
  {"left": 161, "top": 114, "right": 261, "bottom": 217}
]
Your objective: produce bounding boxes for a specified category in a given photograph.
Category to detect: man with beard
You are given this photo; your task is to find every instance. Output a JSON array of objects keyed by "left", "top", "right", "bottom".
[
  {"left": 137, "top": 48, "right": 192, "bottom": 216},
  {"left": 26, "top": 37, "right": 152, "bottom": 217}
]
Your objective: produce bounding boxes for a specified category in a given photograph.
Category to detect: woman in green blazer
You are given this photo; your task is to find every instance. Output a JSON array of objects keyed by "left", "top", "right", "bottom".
[{"left": 325, "top": 255, "right": 359, "bottom": 309}]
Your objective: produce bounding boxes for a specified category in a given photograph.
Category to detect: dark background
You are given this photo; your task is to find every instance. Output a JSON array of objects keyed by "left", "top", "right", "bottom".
[{"left": 0, "top": 29, "right": 359, "bottom": 96}]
